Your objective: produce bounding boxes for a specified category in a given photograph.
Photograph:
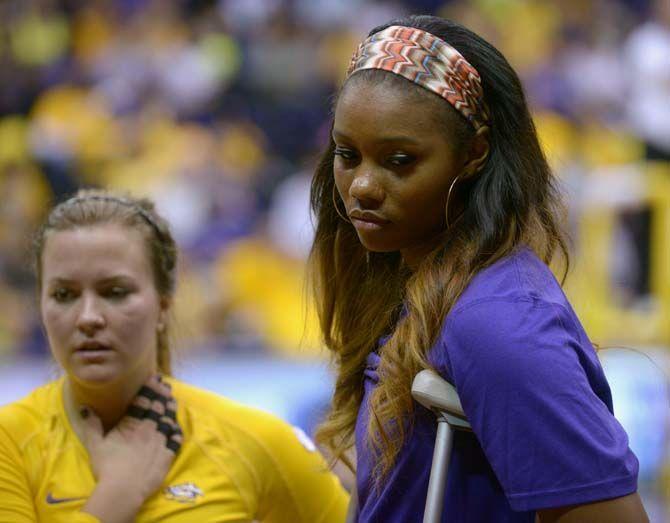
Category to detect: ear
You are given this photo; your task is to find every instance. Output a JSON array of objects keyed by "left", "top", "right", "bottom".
[{"left": 461, "top": 126, "right": 490, "bottom": 179}]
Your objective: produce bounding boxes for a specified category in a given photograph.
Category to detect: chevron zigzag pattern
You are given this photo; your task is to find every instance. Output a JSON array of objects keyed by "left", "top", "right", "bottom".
[{"left": 346, "top": 25, "right": 490, "bottom": 131}]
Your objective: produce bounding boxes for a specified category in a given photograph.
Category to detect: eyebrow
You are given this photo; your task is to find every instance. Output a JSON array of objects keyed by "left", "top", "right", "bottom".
[
  {"left": 332, "top": 130, "right": 421, "bottom": 146},
  {"left": 46, "top": 275, "right": 135, "bottom": 286},
  {"left": 45, "top": 277, "right": 76, "bottom": 286}
]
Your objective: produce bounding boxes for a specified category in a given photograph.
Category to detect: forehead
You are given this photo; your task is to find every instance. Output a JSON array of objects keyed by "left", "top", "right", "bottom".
[
  {"left": 334, "top": 74, "right": 448, "bottom": 139},
  {"left": 41, "top": 224, "right": 153, "bottom": 280}
]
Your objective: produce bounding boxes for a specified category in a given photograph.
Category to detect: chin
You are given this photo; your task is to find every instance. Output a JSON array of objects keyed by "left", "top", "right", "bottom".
[
  {"left": 361, "top": 244, "right": 399, "bottom": 256},
  {"left": 355, "top": 234, "right": 398, "bottom": 253},
  {"left": 70, "top": 364, "right": 124, "bottom": 387}
]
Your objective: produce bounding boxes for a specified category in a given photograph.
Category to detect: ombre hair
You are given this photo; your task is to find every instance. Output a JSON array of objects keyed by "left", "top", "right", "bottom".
[{"left": 308, "top": 15, "right": 569, "bottom": 487}]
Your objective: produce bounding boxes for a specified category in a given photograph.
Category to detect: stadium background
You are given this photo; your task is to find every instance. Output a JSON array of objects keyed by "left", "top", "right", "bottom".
[{"left": 0, "top": 0, "right": 668, "bottom": 519}]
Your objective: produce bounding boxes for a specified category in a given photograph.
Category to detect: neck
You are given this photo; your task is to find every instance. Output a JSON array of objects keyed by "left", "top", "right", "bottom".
[
  {"left": 64, "top": 370, "right": 151, "bottom": 433},
  {"left": 401, "top": 239, "right": 441, "bottom": 271},
  {"left": 401, "top": 227, "right": 455, "bottom": 270}
]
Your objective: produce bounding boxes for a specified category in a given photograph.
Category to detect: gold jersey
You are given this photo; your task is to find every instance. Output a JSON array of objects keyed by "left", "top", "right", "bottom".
[{"left": 0, "top": 377, "right": 348, "bottom": 522}]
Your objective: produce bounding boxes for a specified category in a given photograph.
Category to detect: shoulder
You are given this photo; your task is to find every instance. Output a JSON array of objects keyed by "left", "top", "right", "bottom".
[
  {"left": 447, "top": 247, "right": 582, "bottom": 351},
  {"left": 168, "top": 378, "right": 317, "bottom": 458},
  {"left": 0, "top": 380, "right": 61, "bottom": 448},
  {"left": 443, "top": 297, "right": 586, "bottom": 384},
  {"left": 168, "top": 378, "right": 244, "bottom": 416},
  {"left": 168, "top": 379, "right": 348, "bottom": 521},
  {"left": 169, "top": 378, "right": 289, "bottom": 430},
  {"left": 454, "top": 246, "right": 567, "bottom": 310},
  {"left": 432, "top": 249, "right": 592, "bottom": 384}
]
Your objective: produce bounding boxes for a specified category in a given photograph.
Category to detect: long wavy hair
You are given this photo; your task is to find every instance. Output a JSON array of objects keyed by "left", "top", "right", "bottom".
[{"left": 308, "top": 15, "right": 570, "bottom": 487}]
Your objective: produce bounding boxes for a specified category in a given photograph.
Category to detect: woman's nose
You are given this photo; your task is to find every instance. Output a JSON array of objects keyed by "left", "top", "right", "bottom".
[
  {"left": 76, "top": 295, "right": 106, "bottom": 334},
  {"left": 349, "top": 168, "right": 384, "bottom": 208}
]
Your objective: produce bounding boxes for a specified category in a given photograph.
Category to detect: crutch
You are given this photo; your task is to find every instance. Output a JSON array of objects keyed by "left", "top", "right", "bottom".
[
  {"left": 345, "top": 369, "right": 470, "bottom": 523},
  {"left": 411, "top": 369, "right": 471, "bottom": 523}
]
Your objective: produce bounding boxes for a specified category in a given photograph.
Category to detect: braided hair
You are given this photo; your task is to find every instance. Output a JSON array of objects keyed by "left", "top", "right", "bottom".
[{"left": 34, "top": 189, "right": 178, "bottom": 374}]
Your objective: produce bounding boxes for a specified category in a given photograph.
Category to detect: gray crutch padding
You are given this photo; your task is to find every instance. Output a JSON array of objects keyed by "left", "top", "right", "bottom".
[{"left": 411, "top": 369, "right": 471, "bottom": 523}]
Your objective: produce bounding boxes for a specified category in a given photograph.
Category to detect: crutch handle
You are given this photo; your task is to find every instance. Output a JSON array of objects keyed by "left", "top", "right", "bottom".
[{"left": 411, "top": 370, "right": 471, "bottom": 430}]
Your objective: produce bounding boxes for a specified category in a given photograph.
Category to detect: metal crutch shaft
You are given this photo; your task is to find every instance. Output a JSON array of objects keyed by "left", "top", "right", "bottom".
[
  {"left": 412, "top": 369, "right": 471, "bottom": 522},
  {"left": 423, "top": 414, "right": 454, "bottom": 523}
]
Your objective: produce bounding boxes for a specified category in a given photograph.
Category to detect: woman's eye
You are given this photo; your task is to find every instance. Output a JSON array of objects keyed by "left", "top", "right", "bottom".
[
  {"left": 333, "top": 147, "right": 357, "bottom": 162},
  {"left": 104, "top": 287, "right": 130, "bottom": 300},
  {"left": 387, "top": 153, "right": 416, "bottom": 167},
  {"left": 51, "top": 288, "right": 75, "bottom": 302}
]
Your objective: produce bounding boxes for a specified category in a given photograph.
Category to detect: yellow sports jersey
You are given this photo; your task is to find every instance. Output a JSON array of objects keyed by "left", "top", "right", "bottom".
[{"left": 0, "top": 377, "right": 349, "bottom": 522}]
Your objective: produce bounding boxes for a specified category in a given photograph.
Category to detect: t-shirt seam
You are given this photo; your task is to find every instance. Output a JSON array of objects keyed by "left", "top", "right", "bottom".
[
  {"left": 315, "top": 489, "right": 343, "bottom": 523},
  {"left": 507, "top": 472, "right": 637, "bottom": 499},
  {"left": 450, "top": 295, "right": 572, "bottom": 319},
  {"left": 0, "top": 423, "right": 32, "bottom": 482},
  {"left": 168, "top": 384, "right": 269, "bottom": 518},
  {"left": 0, "top": 405, "right": 48, "bottom": 454},
  {"left": 512, "top": 249, "right": 552, "bottom": 302},
  {"left": 512, "top": 249, "right": 526, "bottom": 294},
  {"left": 197, "top": 410, "right": 305, "bottom": 521},
  {"left": 191, "top": 439, "right": 255, "bottom": 515},
  {"left": 244, "top": 427, "right": 305, "bottom": 522},
  {"left": 450, "top": 250, "right": 566, "bottom": 320},
  {"left": 0, "top": 383, "right": 64, "bottom": 492}
]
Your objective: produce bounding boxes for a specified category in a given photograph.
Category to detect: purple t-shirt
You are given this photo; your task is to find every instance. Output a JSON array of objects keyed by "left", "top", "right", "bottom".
[{"left": 354, "top": 248, "right": 638, "bottom": 522}]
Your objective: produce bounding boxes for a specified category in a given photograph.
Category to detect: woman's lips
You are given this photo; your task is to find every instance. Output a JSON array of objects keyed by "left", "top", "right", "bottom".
[
  {"left": 351, "top": 217, "right": 387, "bottom": 231},
  {"left": 74, "top": 342, "right": 113, "bottom": 360},
  {"left": 349, "top": 211, "right": 390, "bottom": 230},
  {"left": 76, "top": 341, "right": 111, "bottom": 351}
]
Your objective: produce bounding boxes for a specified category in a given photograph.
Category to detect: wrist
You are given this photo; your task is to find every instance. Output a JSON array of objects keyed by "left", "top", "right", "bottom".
[
  {"left": 82, "top": 478, "right": 146, "bottom": 523},
  {"left": 99, "top": 476, "right": 147, "bottom": 502}
]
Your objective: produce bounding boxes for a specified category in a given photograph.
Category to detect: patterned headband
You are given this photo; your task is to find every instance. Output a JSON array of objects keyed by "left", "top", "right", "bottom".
[{"left": 346, "top": 25, "right": 490, "bottom": 131}]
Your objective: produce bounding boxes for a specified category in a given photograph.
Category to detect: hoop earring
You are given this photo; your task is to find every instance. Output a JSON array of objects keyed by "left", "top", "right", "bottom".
[
  {"left": 445, "top": 175, "right": 461, "bottom": 229},
  {"left": 332, "top": 185, "right": 351, "bottom": 223}
]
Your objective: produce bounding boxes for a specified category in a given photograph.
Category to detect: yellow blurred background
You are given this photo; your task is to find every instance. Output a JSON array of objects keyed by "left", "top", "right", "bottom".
[{"left": 0, "top": 0, "right": 668, "bottom": 518}]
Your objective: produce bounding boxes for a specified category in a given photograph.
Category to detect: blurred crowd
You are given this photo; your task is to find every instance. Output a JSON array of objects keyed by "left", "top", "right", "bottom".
[{"left": 1, "top": 0, "right": 669, "bottom": 362}]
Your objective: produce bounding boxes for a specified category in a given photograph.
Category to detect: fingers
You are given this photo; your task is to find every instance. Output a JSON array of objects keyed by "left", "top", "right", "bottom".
[
  {"left": 155, "top": 404, "right": 175, "bottom": 438},
  {"left": 126, "top": 375, "right": 182, "bottom": 454},
  {"left": 137, "top": 376, "right": 172, "bottom": 408},
  {"left": 166, "top": 431, "right": 183, "bottom": 453},
  {"left": 158, "top": 412, "right": 182, "bottom": 454},
  {"left": 164, "top": 400, "right": 177, "bottom": 424},
  {"left": 156, "top": 418, "right": 174, "bottom": 438},
  {"left": 126, "top": 375, "right": 172, "bottom": 420},
  {"left": 144, "top": 406, "right": 164, "bottom": 424},
  {"left": 161, "top": 397, "right": 182, "bottom": 454}
]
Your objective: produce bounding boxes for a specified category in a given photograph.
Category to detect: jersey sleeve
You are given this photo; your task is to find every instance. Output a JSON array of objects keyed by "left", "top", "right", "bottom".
[
  {"left": 0, "top": 423, "right": 39, "bottom": 522},
  {"left": 433, "top": 297, "right": 639, "bottom": 511},
  {"left": 246, "top": 412, "right": 349, "bottom": 523},
  {"left": 0, "top": 417, "right": 101, "bottom": 523}
]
